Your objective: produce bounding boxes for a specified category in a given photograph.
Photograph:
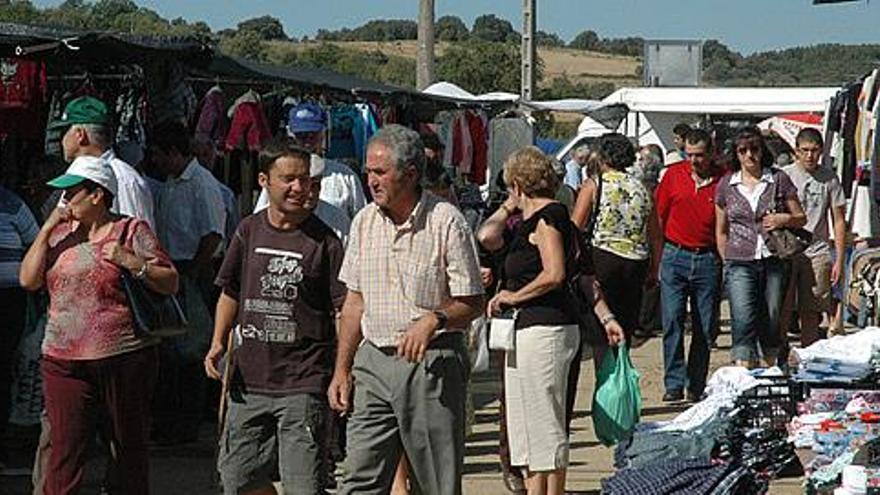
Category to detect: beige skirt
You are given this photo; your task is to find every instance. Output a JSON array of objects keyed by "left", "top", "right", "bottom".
[{"left": 504, "top": 324, "right": 580, "bottom": 471}]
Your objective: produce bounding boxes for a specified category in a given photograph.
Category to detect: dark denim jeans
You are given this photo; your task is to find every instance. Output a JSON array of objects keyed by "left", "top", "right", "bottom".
[
  {"left": 724, "top": 258, "right": 788, "bottom": 363},
  {"left": 660, "top": 244, "right": 720, "bottom": 395}
]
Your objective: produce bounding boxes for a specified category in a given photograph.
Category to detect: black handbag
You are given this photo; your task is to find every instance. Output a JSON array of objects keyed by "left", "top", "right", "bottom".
[
  {"left": 765, "top": 172, "right": 812, "bottom": 260},
  {"left": 118, "top": 218, "right": 188, "bottom": 338}
]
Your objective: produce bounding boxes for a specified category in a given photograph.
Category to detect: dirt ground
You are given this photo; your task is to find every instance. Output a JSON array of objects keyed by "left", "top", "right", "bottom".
[{"left": 0, "top": 302, "right": 807, "bottom": 494}]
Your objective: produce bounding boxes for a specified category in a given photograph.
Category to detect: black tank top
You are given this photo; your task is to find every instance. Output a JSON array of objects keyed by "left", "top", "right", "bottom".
[{"left": 504, "top": 202, "right": 577, "bottom": 330}]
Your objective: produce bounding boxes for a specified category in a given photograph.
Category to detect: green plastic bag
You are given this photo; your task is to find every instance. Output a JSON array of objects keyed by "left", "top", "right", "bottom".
[{"left": 592, "top": 345, "right": 641, "bottom": 446}]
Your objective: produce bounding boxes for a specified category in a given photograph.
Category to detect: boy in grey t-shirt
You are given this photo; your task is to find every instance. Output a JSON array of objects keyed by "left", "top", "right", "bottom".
[{"left": 781, "top": 128, "right": 847, "bottom": 346}]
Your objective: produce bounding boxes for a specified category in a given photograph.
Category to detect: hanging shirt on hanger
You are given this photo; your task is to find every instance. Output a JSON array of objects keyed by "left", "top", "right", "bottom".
[
  {"left": 195, "top": 85, "right": 228, "bottom": 147},
  {"left": 225, "top": 90, "right": 272, "bottom": 151},
  {"left": 0, "top": 58, "right": 46, "bottom": 139}
]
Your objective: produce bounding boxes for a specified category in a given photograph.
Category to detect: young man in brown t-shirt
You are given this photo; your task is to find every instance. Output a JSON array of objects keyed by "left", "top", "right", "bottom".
[{"left": 205, "top": 140, "right": 346, "bottom": 494}]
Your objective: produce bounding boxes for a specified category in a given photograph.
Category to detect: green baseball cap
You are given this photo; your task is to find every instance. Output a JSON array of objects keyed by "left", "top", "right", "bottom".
[{"left": 48, "top": 96, "right": 110, "bottom": 130}]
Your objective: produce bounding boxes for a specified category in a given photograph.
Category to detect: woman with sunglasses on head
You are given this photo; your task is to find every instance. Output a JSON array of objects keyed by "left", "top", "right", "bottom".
[
  {"left": 714, "top": 127, "right": 806, "bottom": 369},
  {"left": 19, "top": 156, "right": 178, "bottom": 495}
]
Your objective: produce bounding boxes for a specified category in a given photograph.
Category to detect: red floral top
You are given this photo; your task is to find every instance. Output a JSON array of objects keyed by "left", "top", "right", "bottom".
[{"left": 42, "top": 217, "right": 172, "bottom": 360}]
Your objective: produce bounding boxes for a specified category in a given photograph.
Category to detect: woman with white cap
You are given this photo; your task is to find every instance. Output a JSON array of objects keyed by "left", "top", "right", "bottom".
[{"left": 20, "top": 155, "right": 178, "bottom": 495}]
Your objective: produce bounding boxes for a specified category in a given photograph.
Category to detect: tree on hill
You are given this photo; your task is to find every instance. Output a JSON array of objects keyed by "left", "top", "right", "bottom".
[
  {"left": 219, "top": 29, "right": 268, "bottom": 62},
  {"left": 315, "top": 19, "right": 417, "bottom": 42},
  {"left": 568, "top": 29, "right": 642, "bottom": 56},
  {"left": 438, "top": 40, "right": 538, "bottom": 93},
  {"left": 471, "top": 14, "right": 519, "bottom": 44},
  {"left": 569, "top": 30, "right": 599, "bottom": 50},
  {"left": 237, "top": 15, "right": 287, "bottom": 41},
  {"left": 535, "top": 30, "right": 564, "bottom": 47},
  {"left": 435, "top": 15, "right": 468, "bottom": 41}
]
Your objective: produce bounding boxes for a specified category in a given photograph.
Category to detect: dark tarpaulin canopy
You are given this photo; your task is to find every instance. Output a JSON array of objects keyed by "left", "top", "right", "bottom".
[
  {"left": 0, "top": 22, "right": 212, "bottom": 66},
  {"left": 0, "top": 23, "right": 513, "bottom": 114},
  {"left": 199, "top": 55, "right": 515, "bottom": 115}
]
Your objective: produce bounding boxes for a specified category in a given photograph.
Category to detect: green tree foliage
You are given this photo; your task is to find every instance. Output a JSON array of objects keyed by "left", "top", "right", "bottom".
[
  {"left": 537, "top": 75, "right": 615, "bottom": 100},
  {"left": 290, "top": 43, "right": 415, "bottom": 88},
  {"left": 568, "top": 29, "right": 642, "bottom": 56},
  {"left": 237, "top": 15, "right": 287, "bottom": 41},
  {"left": 535, "top": 30, "right": 564, "bottom": 47},
  {"left": 435, "top": 15, "right": 468, "bottom": 42},
  {"left": 568, "top": 30, "right": 598, "bottom": 50},
  {"left": 0, "top": 0, "right": 212, "bottom": 39},
  {"left": 218, "top": 29, "right": 268, "bottom": 62},
  {"left": 471, "top": 14, "right": 519, "bottom": 44},
  {"left": 437, "top": 40, "right": 533, "bottom": 94},
  {"left": 0, "top": 0, "right": 40, "bottom": 24},
  {"left": 315, "top": 19, "right": 417, "bottom": 42}
]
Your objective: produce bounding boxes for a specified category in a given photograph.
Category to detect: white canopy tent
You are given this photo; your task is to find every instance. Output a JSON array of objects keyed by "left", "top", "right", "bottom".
[
  {"left": 557, "top": 86, "right": 840, "bottom": 160},
  {"left": 422, "top": 81, "right": 613, "bottom": 113}
]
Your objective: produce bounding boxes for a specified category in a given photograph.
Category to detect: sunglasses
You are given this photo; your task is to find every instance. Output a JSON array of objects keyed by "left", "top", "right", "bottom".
[{"left": 736, "top": 145, "right": 761, "bottom": 155}]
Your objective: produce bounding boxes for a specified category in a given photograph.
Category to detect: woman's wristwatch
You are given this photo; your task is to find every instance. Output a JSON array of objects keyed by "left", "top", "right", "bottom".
[
  {"left": 133, "top": 260, "right": 150, "bottom": 280},
  {"left": 600, "top": 313, "right": 617, "bottom": 327}
]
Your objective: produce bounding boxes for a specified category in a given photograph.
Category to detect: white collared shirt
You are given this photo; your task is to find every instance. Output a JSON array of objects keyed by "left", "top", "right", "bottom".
[
  {"left": 320, "top": 158, "right": 366, "bottom": 221},
  {"left": 729, "top": 169, "right": 775, "bottom": 259},
  {"left": 101, "top": 150, "right": 156, "bottom": 230},
  {"left": 156, "top": 158, "right": 226, "bottom": 261}
]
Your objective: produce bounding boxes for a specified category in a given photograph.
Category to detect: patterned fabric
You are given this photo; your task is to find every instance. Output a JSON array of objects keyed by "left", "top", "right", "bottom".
[
  {"left": 592, "top": 170, "right": 652, "bottom": 260},
  {"left": 602, "top": 458, "right": 734, "bottom": 495},
  {"left": 0, "top": 187, "right": 38, "bottom": 288},
  {"left": 714, "top": 169, "right": 799, "bottom": 262},
  {"left": 629, "top": 158, "right": 663, "bottom": 193},
  {"left": 42, "top": 218, "right": 170, "bottom": 360},
  {"left": 339, "top": 192, "right": 483, "bottom": 347}
]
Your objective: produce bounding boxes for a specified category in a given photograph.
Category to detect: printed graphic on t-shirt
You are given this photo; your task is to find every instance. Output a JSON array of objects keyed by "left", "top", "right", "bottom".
[{"left": 241, "top": 247, "right": 304, "bottom": 344}]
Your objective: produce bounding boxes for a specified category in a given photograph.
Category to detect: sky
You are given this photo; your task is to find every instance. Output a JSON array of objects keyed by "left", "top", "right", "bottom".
[{"left": 31, "top": 0, "right": 880, "bottom": 54}]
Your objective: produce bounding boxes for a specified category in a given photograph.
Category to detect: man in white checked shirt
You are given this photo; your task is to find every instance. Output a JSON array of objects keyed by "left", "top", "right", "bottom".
[{"left": 328, "top": 125, "right": 484, "bottom": 495}]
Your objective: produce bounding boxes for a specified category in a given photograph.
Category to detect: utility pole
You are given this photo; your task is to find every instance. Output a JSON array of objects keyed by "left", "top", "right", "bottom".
[
  {"left": 416, "top": 0, "right": 436, "bottom": 90},
  {"left": 521, "top": 0, "right": 536, "bottom": 101}
]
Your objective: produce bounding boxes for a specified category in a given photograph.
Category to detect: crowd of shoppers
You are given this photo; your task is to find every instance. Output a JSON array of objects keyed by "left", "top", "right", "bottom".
[{"left": 0, "top": 93, "right": 856, "bottom": 495}]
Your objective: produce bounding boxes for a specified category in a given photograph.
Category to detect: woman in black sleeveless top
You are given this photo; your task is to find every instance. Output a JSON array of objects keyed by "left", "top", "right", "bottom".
[{"left": 479, "top": 147, "right": 621, "bottom": 495}]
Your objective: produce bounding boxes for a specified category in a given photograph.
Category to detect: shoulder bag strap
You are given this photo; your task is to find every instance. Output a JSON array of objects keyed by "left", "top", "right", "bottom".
[{"left": 584, "top": 175, "right": 603, "bottom": 244}]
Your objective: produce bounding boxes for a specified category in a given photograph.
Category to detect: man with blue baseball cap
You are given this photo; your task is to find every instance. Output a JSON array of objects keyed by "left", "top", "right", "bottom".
[{"left": 255, "top": 102, "right": 366, "bottom": 221}]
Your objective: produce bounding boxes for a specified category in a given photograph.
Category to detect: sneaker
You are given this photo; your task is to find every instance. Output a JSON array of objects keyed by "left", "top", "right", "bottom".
[
  {"left": 662, "top": 390, "right": 684, "bottom": 402},
  {"left": 686, "top": 390, "right": 704, "bottom": 403},
  {"left": 501, "top": 468, "right": 526, "bottom": 494}
]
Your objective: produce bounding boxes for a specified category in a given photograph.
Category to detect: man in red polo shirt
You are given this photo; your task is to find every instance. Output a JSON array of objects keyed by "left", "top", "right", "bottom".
[{"left": 653, "top": 129, "right": 724, "bottom": 402}]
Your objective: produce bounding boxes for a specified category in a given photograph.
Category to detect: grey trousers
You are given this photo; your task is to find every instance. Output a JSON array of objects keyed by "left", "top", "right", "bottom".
[{"left": 339, "top": 336, "right": 468, "bottom": 495}]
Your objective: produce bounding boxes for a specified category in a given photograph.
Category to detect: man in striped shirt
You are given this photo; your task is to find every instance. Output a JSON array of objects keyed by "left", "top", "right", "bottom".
[{"left": 0, "top": 186, "right": 38, "bottom": 470}]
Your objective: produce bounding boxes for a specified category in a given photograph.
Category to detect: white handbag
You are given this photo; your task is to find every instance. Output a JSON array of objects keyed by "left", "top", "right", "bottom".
[{"left": 489, "top": 310, "right": 518, "bottom": 351}]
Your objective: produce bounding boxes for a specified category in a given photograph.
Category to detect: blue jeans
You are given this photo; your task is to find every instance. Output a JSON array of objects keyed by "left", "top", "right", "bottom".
[
  {"left": 725, "top": 258, "right": 788, "bottom": 363},
  {"left": 661, "top": 244, "right": 720, "bottom": 395}
]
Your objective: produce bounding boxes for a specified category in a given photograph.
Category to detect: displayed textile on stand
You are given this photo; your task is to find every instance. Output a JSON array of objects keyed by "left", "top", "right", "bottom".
[
  {"left": 610, "top": 367, "right": 796, "bottom": 493},
  {"left": 792, "top": 327, "right": 880, "bottom": 382},
  {"left": 602, "top": 458, "right": 764, "bottom": 495},
  {"left": 488, "top": 117, "right": 533, "bottom": 191},
  {"left": 467, "top": 111, "right": 488, "bottom": 185},
  {"left": 194, "top": 85, "right": 228, "bottom": 147},
  {"left": 225, "top": 90, "right": 272, "bottom": 152},
  {"left": 0, "top": 57, "right": 47, "bottom": 140},
  {"left": 148, "top": 61, "right": 197, "bottom": 125},
  {"left": 114, "top": 74, "right": 148, "bottom": 166}
]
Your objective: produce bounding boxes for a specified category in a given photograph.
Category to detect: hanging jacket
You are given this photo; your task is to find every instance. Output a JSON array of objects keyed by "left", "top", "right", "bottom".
[
  {"left": 225, "top": 100, "right": 272, "bottom": 151},
  {"left": 195, "top": 86, "right": 228, "bottom": 146}
]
